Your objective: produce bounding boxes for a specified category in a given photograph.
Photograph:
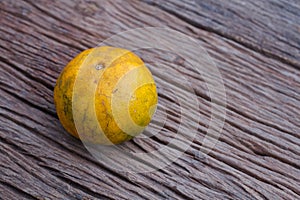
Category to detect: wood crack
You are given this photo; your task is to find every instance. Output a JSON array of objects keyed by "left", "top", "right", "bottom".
[
  {"left": 0, "top": 180, "right": 39, "bottom": 200},
  {"left": 142, "top": 0, "right": 300, "bottom": 70}
]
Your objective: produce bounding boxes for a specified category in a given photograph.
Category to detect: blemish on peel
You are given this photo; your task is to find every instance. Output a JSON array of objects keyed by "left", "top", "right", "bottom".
[{"left": 95, "top": 64, "right": 104, "bottom": 70}]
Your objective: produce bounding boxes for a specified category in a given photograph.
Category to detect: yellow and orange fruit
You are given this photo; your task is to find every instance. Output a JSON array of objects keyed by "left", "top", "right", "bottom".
[{"left": 54, "top": 46, "right": 157, "bottom": 145}]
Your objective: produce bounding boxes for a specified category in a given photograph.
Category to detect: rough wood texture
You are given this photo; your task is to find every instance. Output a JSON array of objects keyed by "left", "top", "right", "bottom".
[
  {"left": 0, "top": 0, "right": 300, "bottom": 199},
  {"left": 143, "top": 0, "right": 300, "bottom": 68}
]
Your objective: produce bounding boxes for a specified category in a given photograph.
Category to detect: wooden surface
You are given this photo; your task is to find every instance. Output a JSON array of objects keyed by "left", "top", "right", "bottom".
[{"left": 1, "top": 0, "right": 300, "bottom": 199}]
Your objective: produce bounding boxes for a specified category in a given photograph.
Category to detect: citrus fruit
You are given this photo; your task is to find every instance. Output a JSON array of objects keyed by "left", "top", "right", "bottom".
[{"left": 54, "top": 46, "right": 157, "bottom": 145}]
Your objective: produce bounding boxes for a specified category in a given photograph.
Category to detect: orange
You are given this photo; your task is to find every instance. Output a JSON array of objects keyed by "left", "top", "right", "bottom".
[{"left": 54, "top": 46, "right": 157, "bottom": 144}]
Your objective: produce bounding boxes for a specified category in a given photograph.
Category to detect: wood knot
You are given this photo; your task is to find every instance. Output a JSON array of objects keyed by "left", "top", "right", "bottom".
[{"left": 75, "top": 1, "right": 103, "bottom": 17}]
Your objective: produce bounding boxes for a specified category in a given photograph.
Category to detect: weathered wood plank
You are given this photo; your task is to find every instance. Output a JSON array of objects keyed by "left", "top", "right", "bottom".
[
  {"left": 0, "top": 0, "right": 299, "bottom": 199},
  {"left": 143, "top": 0, "right": 300, "bottom": 68}
]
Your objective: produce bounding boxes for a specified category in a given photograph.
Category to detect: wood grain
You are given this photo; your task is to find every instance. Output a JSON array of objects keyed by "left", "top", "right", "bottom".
[
  {"left": 143, "top": 0, "right": 300, "bottom": 68},
  {"left": 0, "top": 0, "right": 299, "bottom": 199}
]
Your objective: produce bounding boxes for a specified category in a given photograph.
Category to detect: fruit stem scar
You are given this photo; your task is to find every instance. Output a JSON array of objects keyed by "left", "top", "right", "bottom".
[{"left": 95, "top": 64, "right": 104, "bottom": 70}]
